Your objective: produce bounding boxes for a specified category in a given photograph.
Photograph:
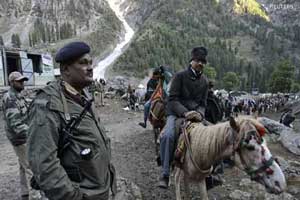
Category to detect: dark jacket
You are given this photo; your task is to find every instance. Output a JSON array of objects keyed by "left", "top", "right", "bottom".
[{"left": 167, "top": 66, "right": 209, "bottom": 117}]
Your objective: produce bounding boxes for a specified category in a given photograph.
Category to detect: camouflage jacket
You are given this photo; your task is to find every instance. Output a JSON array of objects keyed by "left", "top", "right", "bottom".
[
  {"left": 27, "top": 80, "right": 116, "bottom": 200},
  {"left": 95, "top": 81, "right": 104, "bottom": 93},
  {"left": 90, "top": 81, "right": 104, "bottom": 96},
  {"left": 2, "top": 88, "right": 29, "bottom": 146}
]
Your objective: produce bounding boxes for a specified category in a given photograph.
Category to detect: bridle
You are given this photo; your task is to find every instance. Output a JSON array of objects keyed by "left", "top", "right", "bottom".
[{"left": 235, "top": 128, "right": 276, "bottom": 181}]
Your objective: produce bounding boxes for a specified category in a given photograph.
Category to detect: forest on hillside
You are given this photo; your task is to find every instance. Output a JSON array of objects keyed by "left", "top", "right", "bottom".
[{"left": 113, "top": 0, "right": 300, "bottom": 93}]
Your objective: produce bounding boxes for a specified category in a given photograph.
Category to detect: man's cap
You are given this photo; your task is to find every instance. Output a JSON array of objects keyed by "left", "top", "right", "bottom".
[
  {"left": 8, "top": 71, "right": 29, "bottom": 82},
  {"left": 55, "top": 41, "right": 90, "bottom": 63},
  {"left": 191, "top": 47, "right": 208, "bottom": 64},
  {"left": 153, "top": 66, "right": 165, "bottom": 75},
  {"left": 153, "top": 67, "right": 161, "bottom": 75}
]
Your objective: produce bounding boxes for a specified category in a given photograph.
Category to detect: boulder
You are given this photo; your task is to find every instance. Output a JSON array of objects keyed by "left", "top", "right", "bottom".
[
  {"left": 284, "top": 99, "right": 300, "bottom": 117},
  {"left": 106, "top": 76, "right": 141, "bottom": 97},
  {"left": 110, "top": 177, "right": 142, "bottom": 200},
  {"left": 106, "top": 76, "right": 129, "bottom": 96},
  {"left": 275, "top": 156, "right": 289, "bottom": 172},
  {"left": 288, "top": 186, "right": 300, "bottom": 195},
  {"left": 258, "top": 117, "right": 300, "bottom": 156},
  {"left": 239, "top": 178, "right": 252, "bottom": 187},
  {"left": 264, "top": 192, "right": 297, "bottom": 200},
  {"left": 234, "top": 177, "right": 298, "bottom": 200},
  {"left": 229, "top": 190, "right": 251, "bottom": 200}
]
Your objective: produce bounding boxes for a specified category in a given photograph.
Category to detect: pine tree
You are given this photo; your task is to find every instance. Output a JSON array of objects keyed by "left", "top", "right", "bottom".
[{"left": 269, "top": 59, "right": 295, "bottom": 93}]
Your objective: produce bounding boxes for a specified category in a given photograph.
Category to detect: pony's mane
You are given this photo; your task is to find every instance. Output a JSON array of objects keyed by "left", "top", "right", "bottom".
[
  {"left": 188, "top": 121, "right": 232, "bottom": 169},
  {"left": 235, "top": 116, "right": 263, "bottom": 127},
  {"left": 188, "top": 117, "right": 265, "bottom": 170}
]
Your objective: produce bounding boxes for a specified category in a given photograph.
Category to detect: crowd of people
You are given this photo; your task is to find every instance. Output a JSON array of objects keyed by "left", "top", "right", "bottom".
[{"left": 219, "top": 93, "right": 289, "bottom": 117}]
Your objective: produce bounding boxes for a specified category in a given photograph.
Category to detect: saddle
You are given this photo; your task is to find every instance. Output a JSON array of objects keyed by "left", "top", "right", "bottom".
[
  {"left": 173, "top": 118, "right": 190, "bottom": 168},
  {"left": 173, "top": 119, "right": 211, "bottom": 169}
]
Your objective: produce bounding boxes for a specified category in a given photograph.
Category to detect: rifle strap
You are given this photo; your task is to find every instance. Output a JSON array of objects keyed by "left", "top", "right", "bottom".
[{"left": 60, "top": 89, "right": 71, "bottom": 122}]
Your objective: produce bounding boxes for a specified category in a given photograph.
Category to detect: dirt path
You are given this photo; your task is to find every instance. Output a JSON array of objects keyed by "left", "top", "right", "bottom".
[
  {"left": 0, "top": 99, "right": 299, "bottom": 199},
  {"left": 0, "top": 117, "right": 20, "bottom": 200}
]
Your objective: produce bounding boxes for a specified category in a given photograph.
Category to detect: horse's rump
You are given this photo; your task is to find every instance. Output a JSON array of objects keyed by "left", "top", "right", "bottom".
[
  {"left": 205, "top": 96, "right": 223, "bottom": 124},
  {"left": 149, "top": 98, "right": 166, "bottom": 129}
]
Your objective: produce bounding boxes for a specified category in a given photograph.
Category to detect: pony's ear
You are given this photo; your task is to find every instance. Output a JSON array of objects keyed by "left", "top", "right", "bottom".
[{"left": 229, "top": 116, "right": 240, "bottom": 132}]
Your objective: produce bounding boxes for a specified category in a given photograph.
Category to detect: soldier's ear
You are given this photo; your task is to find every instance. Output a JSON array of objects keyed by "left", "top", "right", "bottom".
[{"left": 60, "top": 64, "right": 71, "bottom": 76}]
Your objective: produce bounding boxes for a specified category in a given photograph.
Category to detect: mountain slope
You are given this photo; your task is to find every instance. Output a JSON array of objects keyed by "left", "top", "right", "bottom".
[
  {"left": 112, "top": 0, "right": 300, "bottom": 92},
  {"left": 0, "top": 0, "right": 122, "bottom": 58}
]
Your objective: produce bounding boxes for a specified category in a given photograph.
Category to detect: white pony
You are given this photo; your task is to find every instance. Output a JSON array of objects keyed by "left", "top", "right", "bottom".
[{"left": 175, "top": 117, "right": 286, "bottom": 200}]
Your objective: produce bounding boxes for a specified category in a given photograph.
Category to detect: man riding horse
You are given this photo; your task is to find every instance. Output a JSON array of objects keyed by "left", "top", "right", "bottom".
[
  {"left": 158, "top": 47, "right": 210, "bottom": 188},
  {"left": 139, "top": 67, "right": 162, "bottom": 128}
]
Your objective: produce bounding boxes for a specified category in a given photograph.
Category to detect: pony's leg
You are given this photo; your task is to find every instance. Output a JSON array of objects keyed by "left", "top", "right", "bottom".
[
  {"left": 183, "top": 173, "right": 191, "bottom": 200},
  {"left": 199, "top": 179, "right": 209, "bottom": 200},
  {"left": 175, "top": 168, "right": 182, "bottom": 200}
]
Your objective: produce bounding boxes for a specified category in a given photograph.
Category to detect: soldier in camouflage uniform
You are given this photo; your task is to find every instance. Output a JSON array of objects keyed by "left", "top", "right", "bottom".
[
  {"left": 94, "top": 79, "right": 105, "bottom": 107},
  {"left": 27, "top": 42, "right": 116, "bottom": 200},
  {"left": 2, "top": 71, "right": 41, "bottom": 200}
]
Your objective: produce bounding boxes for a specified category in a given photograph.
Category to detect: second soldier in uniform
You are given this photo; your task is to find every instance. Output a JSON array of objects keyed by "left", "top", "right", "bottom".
[{"left": 2, "top": 71, "right": 41, "bottom": 200}]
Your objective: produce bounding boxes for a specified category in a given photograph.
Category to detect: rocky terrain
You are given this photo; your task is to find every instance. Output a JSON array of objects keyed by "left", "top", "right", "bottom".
[{"left": 111, "top": 0, "right": 300, "bottom": 93}]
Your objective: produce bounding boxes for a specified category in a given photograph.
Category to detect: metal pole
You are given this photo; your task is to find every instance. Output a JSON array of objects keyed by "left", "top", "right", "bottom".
[{"left": 2, "top": 47, "right": 8, "bottom": 86}]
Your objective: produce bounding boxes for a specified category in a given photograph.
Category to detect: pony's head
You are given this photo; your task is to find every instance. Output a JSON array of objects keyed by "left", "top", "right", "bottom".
[{"left": 229, "top": 117, "right": 287, "bottom": 194}]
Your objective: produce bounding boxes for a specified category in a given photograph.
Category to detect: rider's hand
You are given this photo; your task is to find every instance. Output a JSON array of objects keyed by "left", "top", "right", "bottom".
[{"left": 184, "top": 111, "right": 203, "bottom": 122}]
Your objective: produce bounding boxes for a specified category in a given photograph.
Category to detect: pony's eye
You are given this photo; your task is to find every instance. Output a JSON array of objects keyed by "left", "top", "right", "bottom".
[
  {"left": 245, "top": 135, "right": 252, "bottom": 143},
  {"left": 246, "top": 144, "right": 255, "bottom": 151}
]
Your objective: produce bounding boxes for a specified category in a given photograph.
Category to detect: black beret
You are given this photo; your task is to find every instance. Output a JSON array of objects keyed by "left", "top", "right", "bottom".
[
  {"left": 191, "top": 46, "right": 208, "bottom": 64},
  {"left": 55, "top": 41, "right": 90, "bottom": 63}
]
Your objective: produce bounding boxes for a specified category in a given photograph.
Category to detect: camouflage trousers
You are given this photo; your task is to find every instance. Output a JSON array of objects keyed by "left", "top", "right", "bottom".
[{"left": 13, "top": 144, "right": 42, "bottom": 200}]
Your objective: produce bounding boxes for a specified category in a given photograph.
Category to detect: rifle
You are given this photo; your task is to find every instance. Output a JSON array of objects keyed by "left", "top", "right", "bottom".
[{"left": 58, "top": 97, "right": 94, "bottom": 158}]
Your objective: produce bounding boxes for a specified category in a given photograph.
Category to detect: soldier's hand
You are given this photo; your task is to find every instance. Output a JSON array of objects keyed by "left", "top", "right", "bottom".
[{"left": 184, "top": 111, "right": 203, "bottom": 122}]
